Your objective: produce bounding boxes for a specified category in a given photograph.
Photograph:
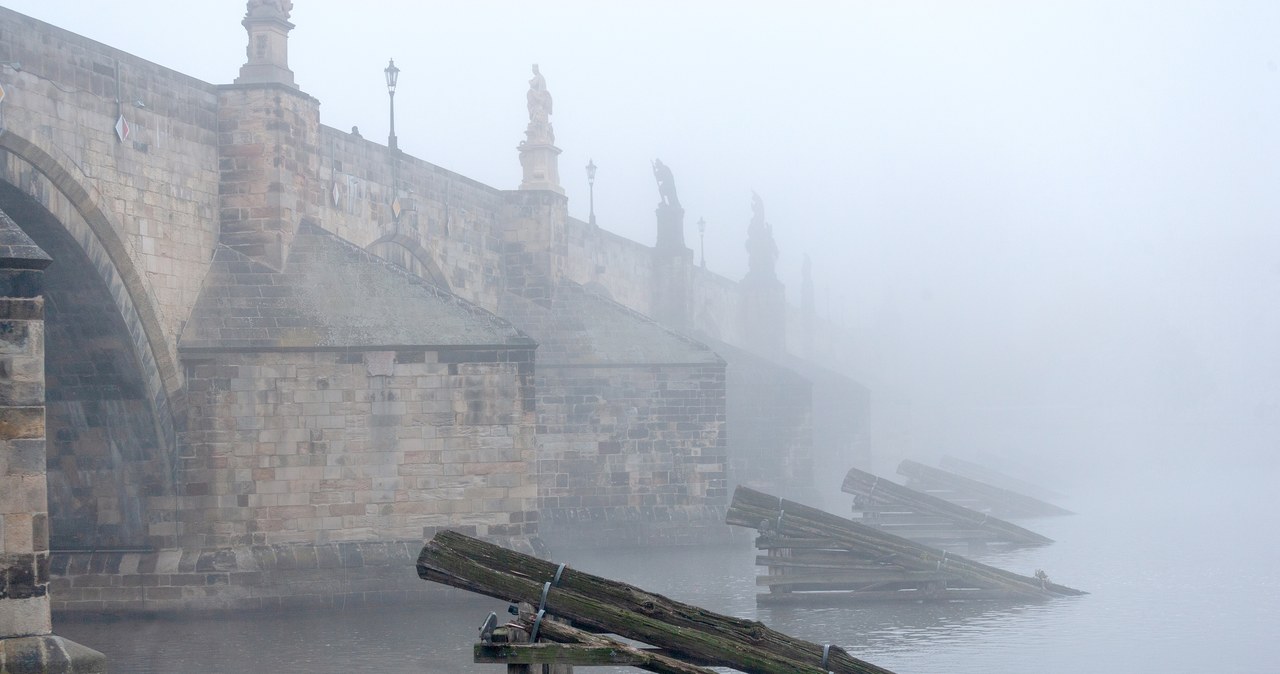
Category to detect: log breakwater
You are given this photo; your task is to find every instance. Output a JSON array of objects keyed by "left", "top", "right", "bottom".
[
  {"left": 726, "top": 485, "right": 1085, "bottom": 605},
  {"left": 417, "top": 529, "right": 898, "bottom": 673}
]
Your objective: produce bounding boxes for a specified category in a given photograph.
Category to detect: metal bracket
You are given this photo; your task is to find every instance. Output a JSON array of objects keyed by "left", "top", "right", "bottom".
[
  {"left": 478, "top": 611, "right": 498, "bottom": 644},
  {"left": 529, "top": 609, "right": 547, "bottom": 643}
]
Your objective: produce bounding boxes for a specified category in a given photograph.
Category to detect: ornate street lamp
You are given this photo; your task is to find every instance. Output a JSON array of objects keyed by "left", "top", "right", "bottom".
[
  {"left": 586, "top": 159, "right": 597, "bottom": 227},
  {"left": 698, "top": 216, "right": 707, "bottom": 268},
  {"left": 385, "top": 58, "right": 400, "bottom": 152}
]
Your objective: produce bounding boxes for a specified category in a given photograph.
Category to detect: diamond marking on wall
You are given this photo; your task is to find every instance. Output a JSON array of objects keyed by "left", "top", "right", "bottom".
[{"left": 114, "top": 114, "right": 130, "bottom": 142}]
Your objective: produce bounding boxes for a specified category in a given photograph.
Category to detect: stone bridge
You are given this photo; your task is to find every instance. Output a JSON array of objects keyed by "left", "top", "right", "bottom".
[{"left": 0, "top": 1, "right": 870, "bottom": 622}]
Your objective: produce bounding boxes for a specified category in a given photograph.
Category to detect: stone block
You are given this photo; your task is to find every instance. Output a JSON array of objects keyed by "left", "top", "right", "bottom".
[{"left": 0, "top": 409, "right": 43, "bottom": 441}]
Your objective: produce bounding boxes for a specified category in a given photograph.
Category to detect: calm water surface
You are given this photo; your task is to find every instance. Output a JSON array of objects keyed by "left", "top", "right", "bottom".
[{"left": 56, "top": 463, "right": 1279, "bottom": 673}]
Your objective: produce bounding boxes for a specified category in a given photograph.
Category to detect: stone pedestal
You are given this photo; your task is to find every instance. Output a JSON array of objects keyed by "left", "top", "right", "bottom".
[
  {"left": 0, "top": 209, "right": 105, "bottom": 673},
  {"left": 234, "top": 0, "right": 297, "bottom": 87},
  {"left": 654, "top": 203, "right": 687, "bottom": 253},
  {"left": 518, "top": 141, "right": 563, "bottom": 194},
  {"left": 652, "top": 203, "right": 692, "bottom": 329}
]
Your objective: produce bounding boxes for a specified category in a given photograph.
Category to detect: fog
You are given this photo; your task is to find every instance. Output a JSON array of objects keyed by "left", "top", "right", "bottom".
[{"left": 11, "top": 0, "right": 1279, "bottom": 483}]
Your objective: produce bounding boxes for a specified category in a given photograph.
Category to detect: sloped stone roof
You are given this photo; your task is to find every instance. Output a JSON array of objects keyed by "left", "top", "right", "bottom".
[
  {"left": 498, "top": 283, "right": 721, "bottom": 367},
  {"left": 0, "top": 206, "right": 52, "bottom": 268},
  {"left": 692, "top": 333, "right": 811, "bottom": 389},
  {"left": 180, "top": 222, "right": 532, "bottom": 351}
]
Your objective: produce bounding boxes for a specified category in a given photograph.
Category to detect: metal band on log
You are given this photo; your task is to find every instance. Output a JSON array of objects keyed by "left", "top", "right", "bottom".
[
  {"left": 897, "top": 459, "right": 1074, "bottom": 517},
  {"left": 417, "top": 529, "right": 897, "bottom": 674},
  {"left": 726, "top": 486, "right": 1086, "bottom": 599},
  {"left": 842, "top": 466, "right": 1053, "bottom": 546}
]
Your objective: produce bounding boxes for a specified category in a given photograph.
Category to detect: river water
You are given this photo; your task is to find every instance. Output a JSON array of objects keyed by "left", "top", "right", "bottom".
[{"left": 55, "top": 459, "right": 1278, "bottom": 673}]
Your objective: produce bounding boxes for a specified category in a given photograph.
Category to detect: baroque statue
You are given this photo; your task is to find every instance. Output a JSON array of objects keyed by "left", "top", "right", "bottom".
[
  {"left": 652, "top": 159, "right": 680, "bottom": 208},
  {"left": 527, "top": 64, "right": 553, "bottom": 125},
  {"left": 746, "top": 190, "right": 778, "bottom": 279},
  {"left": 246, "top": 0, "right": 293, "bottom": 20}
]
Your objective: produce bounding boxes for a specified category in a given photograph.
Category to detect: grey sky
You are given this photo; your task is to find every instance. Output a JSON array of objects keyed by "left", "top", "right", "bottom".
[{"left": 7, "top": 1, "right": 1278, "bottom": 467}]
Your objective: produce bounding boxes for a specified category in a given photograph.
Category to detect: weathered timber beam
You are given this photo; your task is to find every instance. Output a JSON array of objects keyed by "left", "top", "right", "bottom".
[
  {"left": 477, "top": 643, "right": 639, "bottom": 666},
  {"left": 843, "top": 466, "right": 1054, "bottom": 545},
  {"left": 754, "top": 555, "right": 916, "bottom": 572},
  {"left": 417, "top": 530, "right": 897, "bottom": 674},
  {"left": 940, "top": 454, "right": 1068, "bottom": 501},
  {"left": 755, "top": 568, "right": 953, "bottom": 585},
  {"left": 757, "top": 588, "right": 1042, "bottom": 605},
  {"left": 503, "top": 613, "right": 720, "bottom": 674},
  {"left": 727, "top": 486, "right": 1086, "bottom": 598},
  {"left": 897, "top": 459, "right": 1074, "bottom": 517}
]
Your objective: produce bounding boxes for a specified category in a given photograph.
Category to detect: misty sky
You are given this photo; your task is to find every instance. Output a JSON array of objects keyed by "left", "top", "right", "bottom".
[{"left": 7, "top": 1, "right": 1279, "bottom": 465}]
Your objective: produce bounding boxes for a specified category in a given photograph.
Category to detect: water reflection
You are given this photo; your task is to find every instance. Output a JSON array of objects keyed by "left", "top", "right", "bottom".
[{"left": 51, "top": 468, "right": 1280, "bottom": 674}]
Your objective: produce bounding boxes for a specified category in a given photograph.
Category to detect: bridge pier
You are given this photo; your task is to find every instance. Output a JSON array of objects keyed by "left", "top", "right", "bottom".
[{"left": 0, "top": 208, "right": 105, "bottom": 673}]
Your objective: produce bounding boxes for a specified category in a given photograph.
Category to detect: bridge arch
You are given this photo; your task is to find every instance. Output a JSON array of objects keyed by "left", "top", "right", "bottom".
[
  {"left": 365, "top": 231, "right": 450, "bottom": 289},
  {"left": 0, "top": 130, "right": 180, "bottom": 549}
]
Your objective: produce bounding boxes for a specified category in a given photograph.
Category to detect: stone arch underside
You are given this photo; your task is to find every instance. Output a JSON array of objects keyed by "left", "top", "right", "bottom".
[{"left": 0, "top": 134, "right": 178, "bottom": 550}]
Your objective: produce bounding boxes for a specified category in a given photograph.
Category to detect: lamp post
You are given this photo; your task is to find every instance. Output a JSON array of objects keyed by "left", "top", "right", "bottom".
[
  {"left": 697, "top": 216, "right": 707, "bottom": 268},
  {"left": 586, "top": 159, "right": 597, "bottom": 227},
  {"left": 385, "top": 58, "right": 400, "bottom": 152}
]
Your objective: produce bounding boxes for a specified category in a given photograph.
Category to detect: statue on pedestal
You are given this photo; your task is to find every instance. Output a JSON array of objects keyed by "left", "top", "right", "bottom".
[
  {"left": 236, "top": 0, "right": 297, "bottom": 86},
  {"left": 527, "top": 64, "right": 552, "bottom": 124},
  {"left": 652, "top": 159, "right": 680, "bottom": 208},
  {"left": 517, "top": 64, "right": 563, "bottom": 193},
  {"left": 745, "top": 191, "right": 778, "bottom": 280},
  {"left": 246, "top": 0, "right": 293, "bottom": 20}
]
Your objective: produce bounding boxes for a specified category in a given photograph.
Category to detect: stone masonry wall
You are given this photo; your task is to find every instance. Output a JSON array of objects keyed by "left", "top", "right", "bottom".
[
  {"left": 502, "top": 190, "right": 570, "bottom": 307},
  {"left": 318, "top": 125, "right": 510, "bottom": 311},
  {"left": 0, "top": 6, "right": 222, "bottom": 353},
  {"left": 535, "top": 363, "right": 729, "bottom": 547},
  {"left": 0, "top": 183, "right": 171, "bottom": 551},
  {"left": 175, "top": 348, "right": 537, "bottom": 549},
  {"left": 45, "top": 539, "right": 512, "bottom": 613},
  {"left": 0, "top": 212, "right": 53, "bottom": 638},
  {"left": 217, "top": 84, "right": 322, "bottom": 271},
  {"left": 563, "top": 217, "right": 656, "bottom": 316},
  {"left": 710, "top": 339, "right": 815, "bottom": 502}
]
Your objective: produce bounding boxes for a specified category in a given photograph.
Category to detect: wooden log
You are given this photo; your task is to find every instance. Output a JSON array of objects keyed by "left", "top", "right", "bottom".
[
  {"left": 417, "top": 530, "right": 897, "bottom": 674},
  {"left": 726, "top": 486, "right": 1086, "bottom": 598},
  {"left": 842, "top": 466, "right": 1054, "bottom": 545},
  {"left": 940, "top": 454, "right": 1068, "bottom": 502},
  {"left": 756, "top": 569, "right": 949, "bottom": 586},
  {"left": 754, "top": 553, "right": 909, "bottom": 571},
  {"left": 897, "top": 459, "right": 1074, "bottom": 517},
  {"left": 757, "top": 587, "right": 1039, "bottom": 605},
  {"left": 500, "top": 612, "right": 721, "bottom": 674}
]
